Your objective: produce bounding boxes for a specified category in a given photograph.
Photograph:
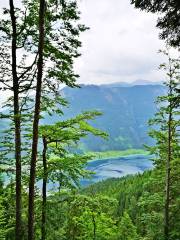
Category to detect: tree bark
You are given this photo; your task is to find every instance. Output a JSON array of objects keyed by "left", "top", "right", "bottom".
[
  {"left": 9, "top": 0, "right": 22, "bottom": 239},
  {"left": 41, "top": 137, "right": 47, "bottom": 240},
  {"left": 28, "top": 0, "right": 46, "bottom": 239}
]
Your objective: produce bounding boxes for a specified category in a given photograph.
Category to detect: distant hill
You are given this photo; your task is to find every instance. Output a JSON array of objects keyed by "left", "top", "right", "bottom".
[
  {"left": 99, "top": 80, "right": 163, "bottom": 88},
  {"left": 0, "top": 83, "right": 166, "bottom": 152},
  {"left": 58, "top": 84, "right": 166, "bottom": 151}
]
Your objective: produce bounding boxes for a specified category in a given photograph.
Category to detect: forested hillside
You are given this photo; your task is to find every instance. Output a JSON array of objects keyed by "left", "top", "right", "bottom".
[{"left": 59, "top": 84, "right": 166, "bottom": 151}]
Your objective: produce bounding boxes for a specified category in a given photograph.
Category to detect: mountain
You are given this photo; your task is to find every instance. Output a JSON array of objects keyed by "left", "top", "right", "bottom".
[
  {"left": 129, "top": 79, "right": 163, "bottom": 86},
  {"left": 99, "top": 80, "right": 163, "bottom": 88},
  {"left": 56, "top": 84, "right": 166, "bottom": 151},
  {"left": 0, "top": 83, "right": 165, "bottom": 152}
]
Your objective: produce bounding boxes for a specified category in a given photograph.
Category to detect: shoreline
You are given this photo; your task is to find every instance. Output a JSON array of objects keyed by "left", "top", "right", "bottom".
[{"left": 86, "top": 149, "right": 149, "bottom": 162}]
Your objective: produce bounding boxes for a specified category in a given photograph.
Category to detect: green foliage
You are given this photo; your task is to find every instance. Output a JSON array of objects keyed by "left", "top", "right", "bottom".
[
  {"left": 118, "top": 212, "right": 139, "bottom": 240},
  {"left": 0, "top": 178, "right": 16, "bottom": 240},
  {"left": 0, "top": 199, "right": 6, "bottom": 240},
  {"left": 38, "top": 111, "right": 107, "bottom": 189},
  {"left": 65, "top": 194, "right": 118, "bottom": 240},
  {"left": 137, "top": 53, "right": 180, "bottom": 240}
]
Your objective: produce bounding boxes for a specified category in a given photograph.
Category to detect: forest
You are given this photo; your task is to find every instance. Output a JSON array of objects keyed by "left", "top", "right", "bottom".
[{"left": 0, "top": 0, "right": 179, "bottom": 240}]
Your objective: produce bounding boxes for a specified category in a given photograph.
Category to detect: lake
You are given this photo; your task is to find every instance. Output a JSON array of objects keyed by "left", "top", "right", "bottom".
[
  {"left": 81, "top": 154, "right": 153, "bottom": 186},
  {"left": 2, "top": 154, "right": 153, "bottom": 190}
]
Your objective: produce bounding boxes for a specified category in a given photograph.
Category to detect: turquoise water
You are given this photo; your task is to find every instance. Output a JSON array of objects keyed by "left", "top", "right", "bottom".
[{"left": 81, "top": 154, "right": 153, "bottom": 186}]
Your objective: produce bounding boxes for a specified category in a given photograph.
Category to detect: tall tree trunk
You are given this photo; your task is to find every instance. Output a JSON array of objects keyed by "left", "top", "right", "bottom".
[
  {"left": 28, "top": 0, "right": 46, "bottom": 239},
  {"left": 9, "top": 0, "right": 22, "bottom": 239},
  {"left": 41, "top": 137, "right": 47, "bottom": 240},
  {"left": 164, "top": 88, "right": 172, "bottom": 240}
]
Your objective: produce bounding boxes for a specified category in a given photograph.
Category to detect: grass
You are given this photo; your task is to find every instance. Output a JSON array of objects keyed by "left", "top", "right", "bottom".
[{"left": 86, "top": 149, "right": 149, "bottom": 161}]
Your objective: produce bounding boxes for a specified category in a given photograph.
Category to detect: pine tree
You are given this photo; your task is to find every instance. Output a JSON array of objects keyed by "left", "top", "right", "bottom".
[{"left": 138, "top": 51, "right": 180, "bottom": 240}]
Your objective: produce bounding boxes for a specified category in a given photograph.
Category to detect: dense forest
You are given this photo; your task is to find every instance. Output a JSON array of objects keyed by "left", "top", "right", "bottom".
[{"left": 0, "top": 0, "right": 179, "bottom": 240}]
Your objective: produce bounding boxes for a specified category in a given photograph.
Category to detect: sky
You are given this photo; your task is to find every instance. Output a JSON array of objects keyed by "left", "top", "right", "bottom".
[
  {"left": 75, "top": 0, "right": 166, "bottom": 85},
  {"left": 0, "top": 0, "right": 167, "bottom": 87}
]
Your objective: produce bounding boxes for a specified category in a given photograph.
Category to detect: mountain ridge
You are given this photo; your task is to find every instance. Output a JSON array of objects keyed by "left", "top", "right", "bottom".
[
  {"left": 59, "top": 83, "right": 166, "bottom": 151},
  {"left": 76, "top": 80, "right": 163, "bottom": 88}
]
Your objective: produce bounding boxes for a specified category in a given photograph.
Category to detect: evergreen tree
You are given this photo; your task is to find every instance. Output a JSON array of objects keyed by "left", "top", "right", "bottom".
[{"left": 118, "top": 212, "right": 139, "bottom": 240}]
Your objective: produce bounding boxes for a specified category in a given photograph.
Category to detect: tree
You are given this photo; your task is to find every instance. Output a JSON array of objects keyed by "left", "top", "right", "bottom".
[
  {"left": 160, "top": 53, "right": 180, "bottom": 240},
  {"left": 0, "top": 176, "right": 6, "bottom": 240},
  {"left": 8, "top": 3, "right": 22, "bottom": 236},
  {"left": 28, "top": 0, "right": 46, "bottom": 239},
  {"left": 138, "top": 52, "right": 180, "bottom": 240},
  {"left": 131, "top": 0, "right": 180, "bottom": 48},
  {"left": 38, "top": 111, "right": 107, "bottom": 240},
  {"left": 0, "top": 176, "right": 18, "bottom": 240},
  {"left": 27, "top": 0, "right": 87, "bottom": 239},
  {"left": 0, "top": 1, "right": 38, "bottom": 238},
  {"left": 118, "top": 212, "right": 139, "bottom": 240},
  {"left": 66, "top": 194, "right": 118, "bottom": 240}
]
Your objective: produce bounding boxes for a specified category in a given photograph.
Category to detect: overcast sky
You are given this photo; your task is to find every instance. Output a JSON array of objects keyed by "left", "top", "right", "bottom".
[
  {"left": 75, "top": 0, "right": 166, "bottom": 85},
  {"left": 0, "top": 0, "right": 166, "bottom": 86}
]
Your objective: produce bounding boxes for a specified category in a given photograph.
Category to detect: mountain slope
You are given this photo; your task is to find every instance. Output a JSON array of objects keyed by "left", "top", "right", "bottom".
[{"left": 58, "top": 84, "right": 165, "bottom": 151}]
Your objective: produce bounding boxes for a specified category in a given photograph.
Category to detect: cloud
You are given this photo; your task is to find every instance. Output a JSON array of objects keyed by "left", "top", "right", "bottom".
[
  {"left": 75, "top": 0, "right": 166, "bottom": 84},
  {"left": 0, "top": 0, "right": 167, "bottom": 86}
]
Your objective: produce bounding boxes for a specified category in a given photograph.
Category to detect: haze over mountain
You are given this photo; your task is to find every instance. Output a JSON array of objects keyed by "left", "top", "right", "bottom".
[
  {"left": 55, "top": 83, "right": 166, "bottom": 151},
  {"left": 97, "top": 79, "right": 163, "bottom": 87}
]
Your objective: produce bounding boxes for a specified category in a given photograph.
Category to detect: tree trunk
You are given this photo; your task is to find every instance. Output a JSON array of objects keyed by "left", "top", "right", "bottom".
[
  {"left": 164, "top": 88, "right": 172, "bottom": 240},
  {"left": 92, "top": 214, "right": 96, "bottom": 240},
  {"left": 41, "top": 137, "right": 47, "bottom": 240},
  {"left": 9, "top": 0, "right": 22, "bottom": 239},
  {"left": 58, "top": 172, "right": 63, "bottom": 194},
  {"left": 28, "top": 0, "right": 46, "bottom": 239}
]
